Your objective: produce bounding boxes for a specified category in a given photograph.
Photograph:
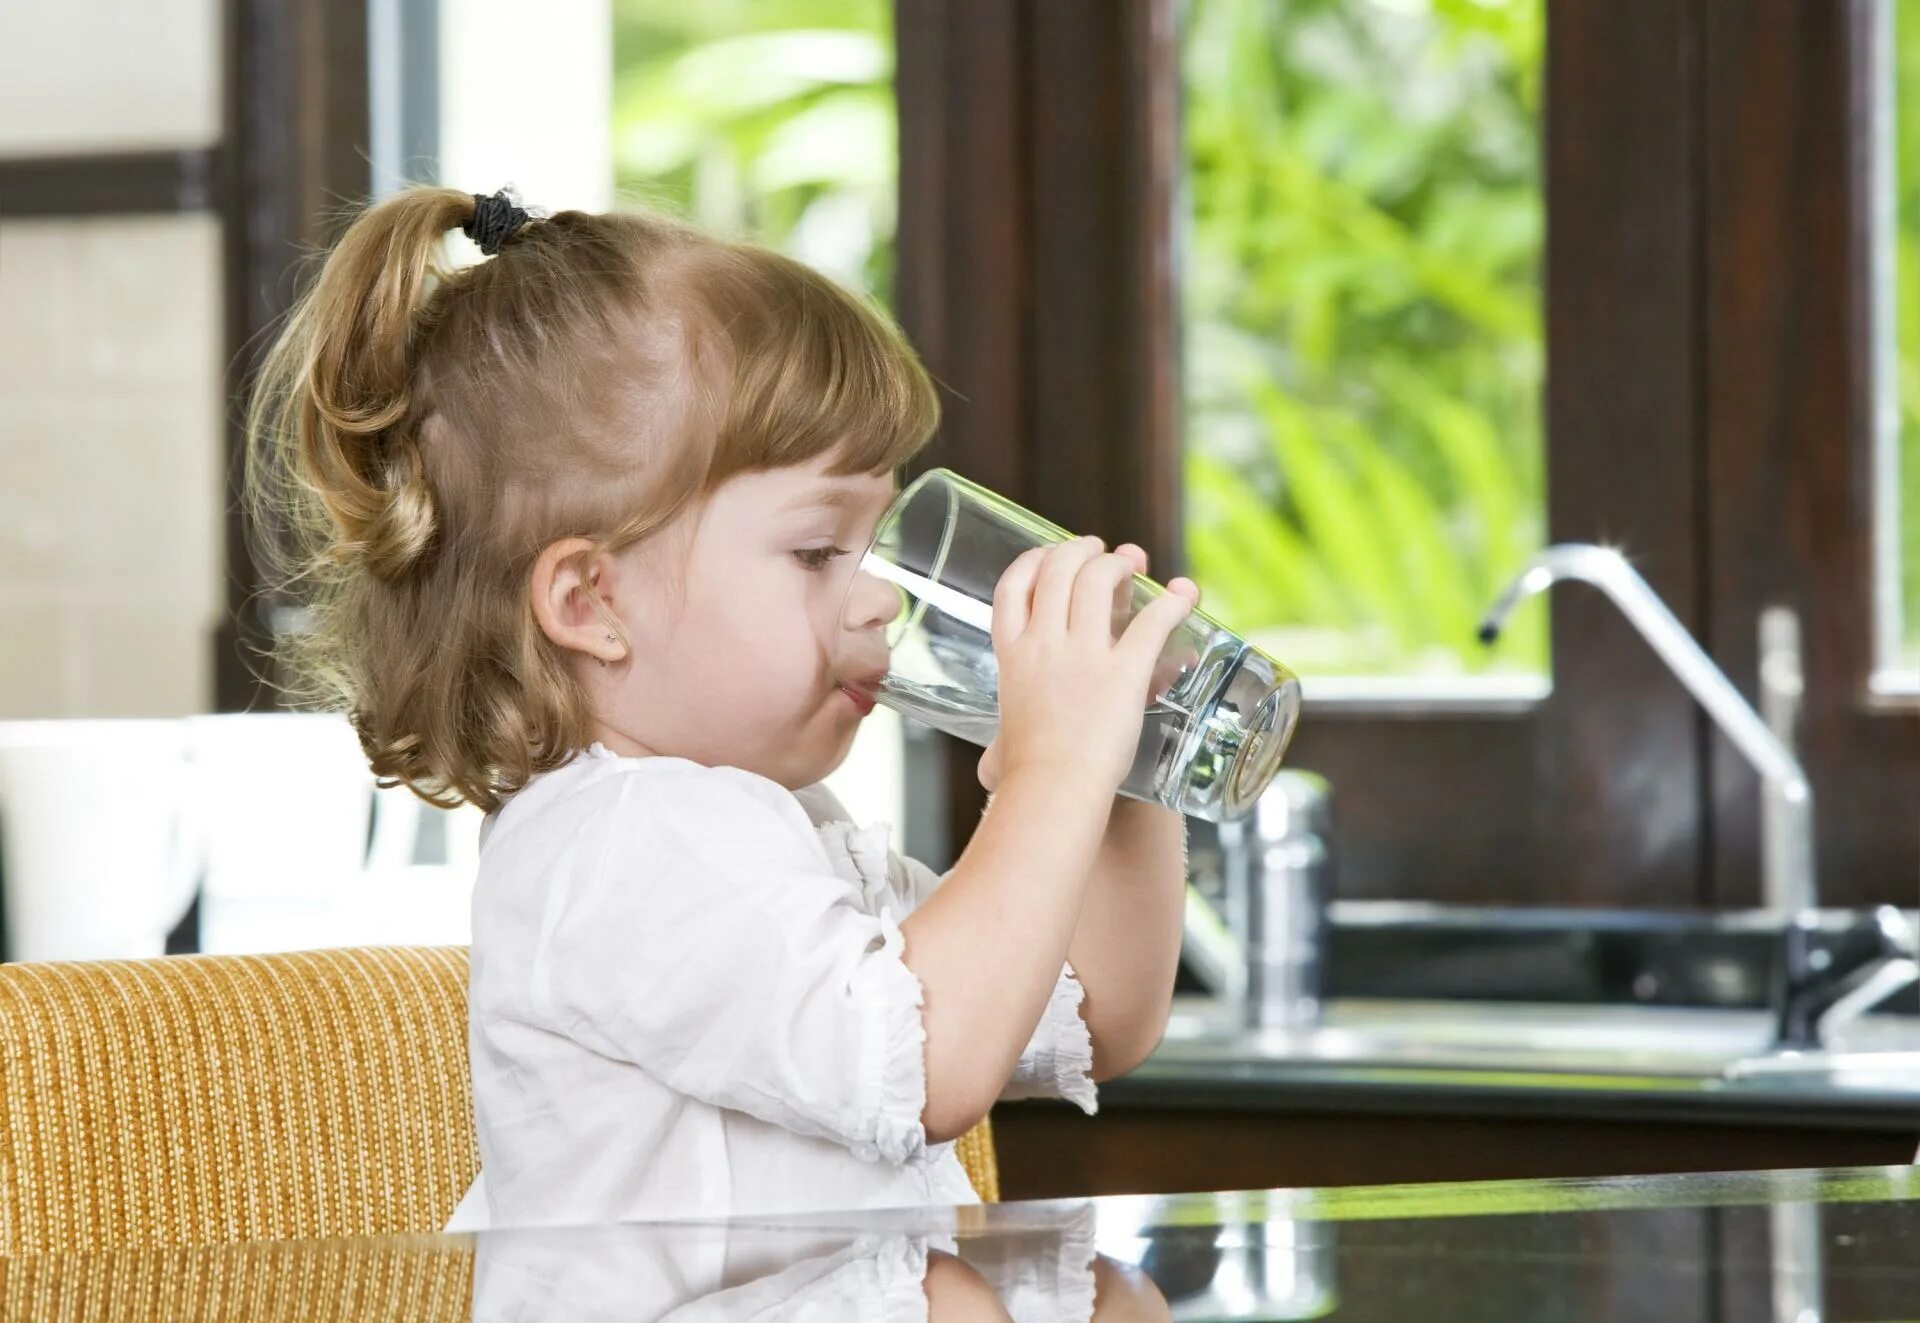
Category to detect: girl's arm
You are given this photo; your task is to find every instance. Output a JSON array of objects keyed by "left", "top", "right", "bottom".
[
  {"left": 1060, "top": 546, "right": 1198, "bottom": 1078},
  {"left": 901, "top": 538, "right": 1198, "bottom": 1145},
  {"left": 969, "top": 544, "right": 1197, "bottom": 1085},
  {"left": 902, "top": 766, "right": 1116, "bottom": 1142},
  {"left": 1066, "top": 800, "right": 1186, "bottom": 1079}
]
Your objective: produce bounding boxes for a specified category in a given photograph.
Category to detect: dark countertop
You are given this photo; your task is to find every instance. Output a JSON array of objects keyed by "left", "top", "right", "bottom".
[
  {"left": 1109, "top": 1048, "right": 1920, "bottom": 1131},
  {"left": 22, "top": 1166, "right": 1918, "bottom": 1319}
]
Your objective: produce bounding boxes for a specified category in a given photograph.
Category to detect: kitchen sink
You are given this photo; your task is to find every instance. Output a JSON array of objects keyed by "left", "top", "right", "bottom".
[{"left": 1156, "top": 995, "right": 1920, "bottom": 1083}]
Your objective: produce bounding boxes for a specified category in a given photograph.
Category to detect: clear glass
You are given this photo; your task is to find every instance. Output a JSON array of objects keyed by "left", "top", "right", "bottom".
[
  {"left": 1884, "top": 1, "right": 1920, "bottom": 683},
  {"left": 1178, "top": 0, "right": 1547, "bottom": 685},
  {"left": 841, "top": 471, "right": 1303, "bottom": 822}
]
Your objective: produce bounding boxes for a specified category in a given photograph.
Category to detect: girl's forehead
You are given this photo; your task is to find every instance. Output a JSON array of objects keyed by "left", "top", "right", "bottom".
[{"left": 719, "top": 463, "right": 897, "bottom": 517}]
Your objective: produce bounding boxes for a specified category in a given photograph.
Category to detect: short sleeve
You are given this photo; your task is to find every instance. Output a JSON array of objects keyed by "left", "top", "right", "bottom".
[
  {"left": 891, "top": 853, "right": 1098, "bottom": 1116},
  {"left": 996, "top": 962, "right": 1099, "bottom": 1114},
  {"left": 533, "top": 766, "right": 930, "bottom": 1165}
]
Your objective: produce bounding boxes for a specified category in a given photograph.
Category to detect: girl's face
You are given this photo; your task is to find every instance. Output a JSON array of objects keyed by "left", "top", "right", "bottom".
[{"left": 588, "top": 453, "right": 902, "bottom": 789}]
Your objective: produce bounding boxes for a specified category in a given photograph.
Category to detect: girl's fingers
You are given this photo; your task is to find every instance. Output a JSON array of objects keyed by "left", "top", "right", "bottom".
[
  {"left": 1113, "top": 544, "right": 1198, "bottom": 605},
  {"left": 991, "top": 545, "right": 1049, "bottom": 646},
  {"left": 1069, "top": 551, "right": 1141, "bottom": 639},
  {"left": 1117, "top": 587, "right": 1197, "bottom": 676},
  {"left": 1029, "top": 536, "right": 1104, "bottom": 634}
]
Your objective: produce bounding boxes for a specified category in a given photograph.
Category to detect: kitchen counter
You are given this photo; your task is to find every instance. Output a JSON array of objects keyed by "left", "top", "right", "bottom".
[
  {"left": 14, "top": 1166, "right": 1917, "bottom": 1318},
  {"left": 1110, "top": 999, "right": 1920, "bottom": 1132},
  {"left": 989, "top": 1000, "right": 1920, "bottom": 1200}
]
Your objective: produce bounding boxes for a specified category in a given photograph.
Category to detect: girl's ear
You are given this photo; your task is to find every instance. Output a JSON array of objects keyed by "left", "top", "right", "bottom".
[{"left": 530, "top": 537, "right": 629, "bottom": 664}]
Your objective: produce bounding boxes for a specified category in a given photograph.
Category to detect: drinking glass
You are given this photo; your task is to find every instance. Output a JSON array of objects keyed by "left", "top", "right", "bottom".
[{"left": 838, "top": 470, "right": 1301, "bottom": 821}]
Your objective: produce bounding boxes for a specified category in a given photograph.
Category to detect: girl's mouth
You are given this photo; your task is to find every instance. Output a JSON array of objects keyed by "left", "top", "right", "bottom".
[
  {"left": 837, "top": 674, "right": 883, "bottom": 716},
  {"left": 837, "top": 684, "right": 877, "bottom": 716}
]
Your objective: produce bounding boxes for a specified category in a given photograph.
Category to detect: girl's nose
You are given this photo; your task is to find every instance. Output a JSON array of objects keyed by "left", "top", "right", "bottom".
[{"left": 845, "top": 568, "right": 903, "bottom": 632}]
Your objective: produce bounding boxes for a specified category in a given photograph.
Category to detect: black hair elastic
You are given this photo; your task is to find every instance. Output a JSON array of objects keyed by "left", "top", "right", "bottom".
[{"left": 463, "top": 189, "right": 532, "bottom": 255}]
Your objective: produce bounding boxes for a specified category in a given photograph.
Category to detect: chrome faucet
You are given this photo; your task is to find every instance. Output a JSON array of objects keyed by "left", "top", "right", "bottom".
[
  {"left": 1479, "top": 543, "right": 1817, "bottom": 918},
  {"left": 1182, "top": 771, "right": 1332, "bottom": 1032}
]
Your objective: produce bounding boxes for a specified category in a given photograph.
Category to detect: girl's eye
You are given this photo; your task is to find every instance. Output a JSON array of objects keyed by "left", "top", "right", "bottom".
[{"left": 793, "top": 545, "right": 849, "bottom": 572}]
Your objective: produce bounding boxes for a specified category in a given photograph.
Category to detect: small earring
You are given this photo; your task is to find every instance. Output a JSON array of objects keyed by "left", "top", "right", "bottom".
[{"left": 604, "top": 633, "right": 617, "bottom": 642}]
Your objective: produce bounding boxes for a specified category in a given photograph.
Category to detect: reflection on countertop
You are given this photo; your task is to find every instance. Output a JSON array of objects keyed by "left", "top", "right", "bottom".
[
  {"left": 11, "top": 1167, "right": 1920, "bottom": 1320},
  {"left": 466, "top": 1166, "right": 1920, "bottom": 1320}
]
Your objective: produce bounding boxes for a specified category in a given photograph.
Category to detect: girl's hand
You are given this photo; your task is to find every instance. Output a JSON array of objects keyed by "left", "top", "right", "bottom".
[{"left": 978, "top": 541, "right": 1200, "bottom": 796}]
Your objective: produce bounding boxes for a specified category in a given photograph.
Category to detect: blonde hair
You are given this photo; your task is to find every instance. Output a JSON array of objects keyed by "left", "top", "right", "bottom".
[{"left": 244, "top": 187, "right": 938, "bottom": 811}]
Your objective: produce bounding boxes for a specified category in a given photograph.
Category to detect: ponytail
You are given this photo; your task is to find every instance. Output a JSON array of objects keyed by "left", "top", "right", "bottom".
[{"left": 247, "top": 187, "right": 484, "bottom": 586}]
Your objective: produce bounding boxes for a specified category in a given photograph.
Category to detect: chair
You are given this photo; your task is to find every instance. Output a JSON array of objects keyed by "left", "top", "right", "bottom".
[
  {"left": 0, "top": 1237, "right": 475, "bottom": 1323},
  {"left": 0, "top": 946, "right": 998, "bottom": 1257}
]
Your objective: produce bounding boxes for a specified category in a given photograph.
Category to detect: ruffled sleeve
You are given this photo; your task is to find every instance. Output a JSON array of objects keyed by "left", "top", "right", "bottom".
[
  {"left": 887, "top": 850, "right": 1098, "bottom": 1115},
  {"left": 531, "top": 764, "right": 930, "bottom": 1165},
  {"left": 996, "top": 962, "right": 1099, "bottom": 1114}
]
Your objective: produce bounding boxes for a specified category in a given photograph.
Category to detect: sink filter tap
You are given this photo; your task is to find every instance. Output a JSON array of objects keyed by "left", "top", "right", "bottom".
[{"left": 1216, "top": 771, "right": 1332, "bottom": 1033}]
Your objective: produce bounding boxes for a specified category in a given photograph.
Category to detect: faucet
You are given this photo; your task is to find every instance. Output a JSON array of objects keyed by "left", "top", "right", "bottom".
[
  {"left": 1180, "top": 544, "right": 1909, "bottom": 1052},
  {"left": 1483, "top": 544, "right": 1920, "bottom": 1050},
  {"left": 1182, "top": 771, "right": 1332, "bottom": 1033},
  {"left": 1479, "top": 543, "right": 1817, "bottom": 918}
]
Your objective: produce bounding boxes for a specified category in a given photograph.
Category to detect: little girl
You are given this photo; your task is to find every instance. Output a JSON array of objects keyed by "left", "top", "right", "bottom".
[{"left": 246, "top": 186, "right": 1199, "bottom": 1229}]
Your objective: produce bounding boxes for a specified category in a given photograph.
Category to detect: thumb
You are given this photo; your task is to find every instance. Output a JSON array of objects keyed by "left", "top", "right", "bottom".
[{"left": 977, "top": 738, "right": 1003, "bottom": 791}]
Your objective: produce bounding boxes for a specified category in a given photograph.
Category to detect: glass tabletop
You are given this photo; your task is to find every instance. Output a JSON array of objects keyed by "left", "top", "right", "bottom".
[{"left": 7, "top": 1166, "right": 1920, "bottom": 1320}]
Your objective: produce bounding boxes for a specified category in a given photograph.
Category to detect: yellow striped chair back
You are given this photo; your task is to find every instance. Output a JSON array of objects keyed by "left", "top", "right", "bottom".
[
  {"left": 0, "top": 945, "right": 997, "bottom": 1257},
  {"left": 0, "top": 1237, "right": 474, "bottom": 1322}
]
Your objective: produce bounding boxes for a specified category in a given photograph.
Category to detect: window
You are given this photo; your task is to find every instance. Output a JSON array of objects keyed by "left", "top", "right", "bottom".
[
  {"left": 1180, "top": 0, "right": 1546, "bottom": 688},
  {"left": 895, "top": 0, "right": 1920, "bottom": 908},
  {"left": 613, "top": 0, "right": 899, "bottom": 299},
  {"left": 1883, "top": 0, "right": 1920, "bottom": 687}
]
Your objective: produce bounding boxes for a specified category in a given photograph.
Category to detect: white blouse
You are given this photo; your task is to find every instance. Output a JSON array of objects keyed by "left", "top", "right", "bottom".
[
  {"left": 470, "top": 1203, "right": 1100, "bottom": 1321},
  {"left": 447, "top": 744, "right": 1098, "bottom": 1231}
]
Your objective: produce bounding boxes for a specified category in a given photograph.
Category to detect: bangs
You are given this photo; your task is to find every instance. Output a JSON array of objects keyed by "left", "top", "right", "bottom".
[{"left": 695, "top": 245, "right": 940, "bottom": 486}]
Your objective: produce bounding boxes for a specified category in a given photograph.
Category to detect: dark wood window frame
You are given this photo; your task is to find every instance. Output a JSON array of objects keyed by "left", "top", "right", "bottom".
[
  {"left": 217, "top": 0, "right": 375, "bottom": 715},
  {"left": 892, "top": 0, "right": 1920, "bottom": 910},
  {"left": 1700, "top": 1, "right": 1919, "bottom": 911}
]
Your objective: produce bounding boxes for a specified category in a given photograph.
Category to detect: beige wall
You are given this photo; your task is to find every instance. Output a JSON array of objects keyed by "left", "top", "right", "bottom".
[
  {"left": 0, "top": 0, "right": 220, "bottom": 157},
  {"left": 0, "top": 0, "right": 224, "bottom": 718},
  {"left": 0, "top": 216, "right": 224, "bottom": 718}
]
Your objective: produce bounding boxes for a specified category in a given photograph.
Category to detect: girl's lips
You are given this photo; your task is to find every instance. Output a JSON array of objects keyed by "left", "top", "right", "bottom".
[{"left": 838, "top": 684, "right": 878, "bottom": 716}]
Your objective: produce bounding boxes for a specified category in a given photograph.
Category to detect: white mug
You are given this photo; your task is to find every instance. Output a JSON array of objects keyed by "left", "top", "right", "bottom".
[
  {"left": 0, "top": 720, "right": 204, "bottom": 963},
  {"left": 185, "top": 713, "right": 384, "bottom": 902}
]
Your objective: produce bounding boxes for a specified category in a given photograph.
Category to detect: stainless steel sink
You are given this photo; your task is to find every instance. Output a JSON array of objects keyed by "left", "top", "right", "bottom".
[{"left": 1155, "top": 995, "right": 1920, "bottom": 1083}]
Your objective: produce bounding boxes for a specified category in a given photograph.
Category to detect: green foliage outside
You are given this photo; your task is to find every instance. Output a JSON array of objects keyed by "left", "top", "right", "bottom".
[
  {"left": 612, "top": 0, "right": 897, "bottom": 301},
  {"left": 1180, "top": 0, "right": 1546, "bottom": 677},
  {"left": 1890, "top": 6, "right": 1920, "bottom": 675}
]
